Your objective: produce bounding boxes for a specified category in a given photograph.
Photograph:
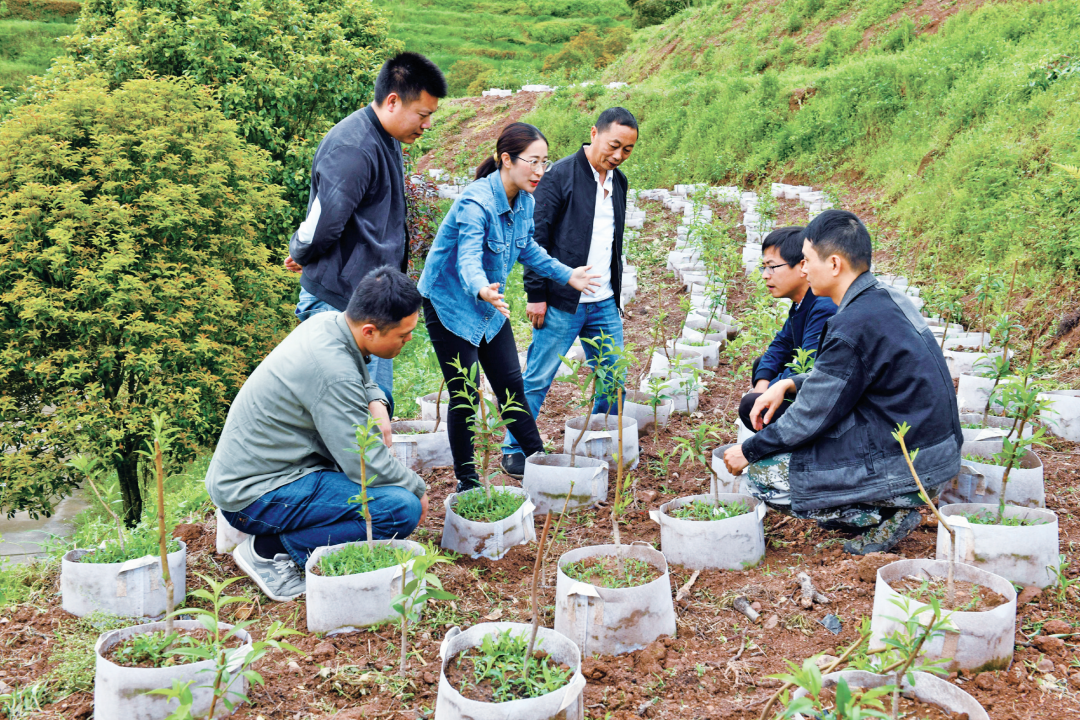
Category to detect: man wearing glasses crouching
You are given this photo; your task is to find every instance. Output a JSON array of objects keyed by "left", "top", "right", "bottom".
[{"left": 738, "top": 226, "right": 837, "bottom": 432}]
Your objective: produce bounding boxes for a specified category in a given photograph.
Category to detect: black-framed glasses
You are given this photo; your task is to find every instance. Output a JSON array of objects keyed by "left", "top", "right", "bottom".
[
  {"left": 513, "top": 156, "right": 552, "bottom": 172},
  {"left": 759, "top": 261, "right": 792, "bottom": 276}
]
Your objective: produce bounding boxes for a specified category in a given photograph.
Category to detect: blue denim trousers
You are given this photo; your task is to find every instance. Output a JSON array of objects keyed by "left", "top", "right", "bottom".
[
  {"left": 296, "top": 288, "right": 395, "bottom": 413},
  {"left": 220, "top": 470, "right": 422, "bottom": 566},
  {"left": 504, "top": 296, "right": 624, "bottom": 455}
]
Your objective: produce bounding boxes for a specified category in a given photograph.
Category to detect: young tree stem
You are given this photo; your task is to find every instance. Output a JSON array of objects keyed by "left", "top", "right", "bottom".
[
  {"left": 154, "top": 439, "right": 174, "bottom": 636},
  {"left": 897, "top": 435, "right": 955, "bottom": 608},
  {"left": 524, "top": 512, "right": 552, "bottom": 683}
]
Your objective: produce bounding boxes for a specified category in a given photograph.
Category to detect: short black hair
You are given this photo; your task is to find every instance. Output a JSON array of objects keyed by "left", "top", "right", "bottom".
[
  {"left": 595, "top": 107, "right": 638, "bottom": 135},
  {"left": 374, "top": 52, "right": 448, "bottom": 105},
  {"left": 761, "top": 226, "right": 806, "bottom": 266},
  {"left": 804, "top": 209, "right": 872, "bottom": 272},
  {"left": 345, "top": 266, "right": 423, "bottom": 330}
]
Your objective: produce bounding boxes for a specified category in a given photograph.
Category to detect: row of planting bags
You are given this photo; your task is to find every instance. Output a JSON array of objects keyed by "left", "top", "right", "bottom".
[{"left": 75, "top": 182, "right": 1073, "bottom": 719}]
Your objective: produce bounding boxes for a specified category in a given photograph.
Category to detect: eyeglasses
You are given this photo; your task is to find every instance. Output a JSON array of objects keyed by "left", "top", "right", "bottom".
[
  {"left": 513, "top": 156, "right": 551, "bottom": 172},
  {"left": 759, "top": 261, "right": 791, "bottom": 276}
]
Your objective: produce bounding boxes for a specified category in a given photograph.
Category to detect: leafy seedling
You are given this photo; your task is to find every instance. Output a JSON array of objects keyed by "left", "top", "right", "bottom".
[{"left": 391, "top": 544, "right": 457, "bottom": 677}]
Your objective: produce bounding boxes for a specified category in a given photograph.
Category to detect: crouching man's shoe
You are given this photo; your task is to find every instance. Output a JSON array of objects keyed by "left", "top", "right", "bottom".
[
  {"left": 500, "top": 452, "right": 527, "bottom": 480},
  {"left": 843, "top": 509, "right": 923, "bottom": 556},
  {"left": 232, "top": 536, "right": 306, "bottom": 601}
]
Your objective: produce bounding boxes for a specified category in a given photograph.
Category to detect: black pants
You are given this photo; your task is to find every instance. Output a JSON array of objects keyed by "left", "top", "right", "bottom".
[
  {"left": 423, "top": 298, "right": 544, "bottom": 481},
  {"left": 739, "top": 391, "right": 792, "bottom": 431}
]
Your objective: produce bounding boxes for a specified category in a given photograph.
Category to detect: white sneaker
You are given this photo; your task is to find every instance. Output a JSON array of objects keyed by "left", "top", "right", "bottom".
[{"left": 232, "top": 536, "right": 306, "bottom": 601}]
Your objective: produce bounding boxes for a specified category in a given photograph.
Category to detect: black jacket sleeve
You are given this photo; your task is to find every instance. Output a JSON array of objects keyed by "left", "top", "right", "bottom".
[{"left": 524, "top": 168, "right": 567, "bottom": 304}]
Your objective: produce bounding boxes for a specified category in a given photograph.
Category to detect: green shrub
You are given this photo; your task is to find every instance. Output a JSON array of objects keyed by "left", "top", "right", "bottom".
[
  {"left": 447, "top": 58, "right": 493, "bottom": 96},
  {"left": 530, "top": 19, "right": 581, "bottom": 44},
  {"left": 633, "top": 0, "right": 685, "bottom": 28},
  {"left": 2, "top": 0, "right": 80, "bottom": 22},
  {"left": 27, "top": 0, "right": 402, "bottom": 252},
  {"left": 543, "top": 26, "right": 632, "bottom": 73},
  {"left": 880, "top": 15, "right": 915, "bottom": 52},
  {"left": 786, "top": 13, "right": 803, "bottom": 33},
  {"left": 0, "top": 77, "right": 295, "bottom": 522}
]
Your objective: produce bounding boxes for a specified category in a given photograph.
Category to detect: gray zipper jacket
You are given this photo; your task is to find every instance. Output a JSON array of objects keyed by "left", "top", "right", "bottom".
[{"left": 205, "top": 312, "right": 424, "bottom": 512}]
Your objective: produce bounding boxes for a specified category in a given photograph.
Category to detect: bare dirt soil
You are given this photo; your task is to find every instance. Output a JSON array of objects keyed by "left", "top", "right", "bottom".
[{"left": 4, "top": 200, "right": 1079, "bottom": 720}]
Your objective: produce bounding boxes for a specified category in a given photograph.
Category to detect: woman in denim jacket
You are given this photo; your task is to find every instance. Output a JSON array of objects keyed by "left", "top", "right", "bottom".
[{"left": 418, "top": 123, "right": 599, "bottom": 492}]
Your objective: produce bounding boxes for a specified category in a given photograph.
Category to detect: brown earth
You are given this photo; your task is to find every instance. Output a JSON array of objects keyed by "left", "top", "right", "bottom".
[{"left": 3, "top": 199, "right": 1079, "bottom": 719}]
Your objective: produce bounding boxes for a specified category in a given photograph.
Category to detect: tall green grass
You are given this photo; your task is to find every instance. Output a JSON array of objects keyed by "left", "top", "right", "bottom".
[
  {"left": 525, "top": 0, "right": 1080, "bottom": 278},
  {"left": 0, "top": 20, "right": 74, "bottom": 93},
  {"left": 372, "top": 0, "right": 631, "bottom": 92}
]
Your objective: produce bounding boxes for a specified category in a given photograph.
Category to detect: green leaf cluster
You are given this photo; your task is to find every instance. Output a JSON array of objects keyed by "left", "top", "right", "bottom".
[
  {"left": 454, "top": 628, "right": 573, "bottom": 702},
  {"left": 15, "top": 0, "right": 403, "bottom": 249},
  {"left": 0, "top": 76, "right": 296, "bottom": 522}
]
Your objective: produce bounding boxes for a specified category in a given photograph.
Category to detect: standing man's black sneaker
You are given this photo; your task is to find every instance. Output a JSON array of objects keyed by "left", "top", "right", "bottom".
[
  {"left": 500, "top": 452, "right": 526, "bottom": 479},
  {"left": 456, "top": 477, "right": 482, "bottom": 494},
  {"left": 843, "top": 509, "right": 923, "bottom": 556}
]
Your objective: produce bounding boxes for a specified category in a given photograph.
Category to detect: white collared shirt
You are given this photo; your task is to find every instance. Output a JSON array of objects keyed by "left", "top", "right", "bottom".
[{"left": 582, "top": 159, "right": 614, "bottom": 303}]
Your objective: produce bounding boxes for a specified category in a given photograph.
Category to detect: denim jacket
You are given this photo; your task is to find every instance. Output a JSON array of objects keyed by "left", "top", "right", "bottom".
[{"left": 418, "top": 172, "right": 573, "bottom": 345}]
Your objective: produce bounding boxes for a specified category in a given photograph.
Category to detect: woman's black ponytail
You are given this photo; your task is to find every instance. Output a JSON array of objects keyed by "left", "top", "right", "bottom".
[{"left": 474, "top": 122, "right": 548, "bottom": 180}]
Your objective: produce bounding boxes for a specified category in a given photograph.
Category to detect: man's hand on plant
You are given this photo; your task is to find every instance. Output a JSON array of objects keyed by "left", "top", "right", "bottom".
[
  {"left": 418, "top": 493, "right": 429, "bottom": 525},
  {"left": 723, "top": 444, "right": 749, "bottom": 475},
  {"left": 479, "top": 283, "right": 511, "bottom": 318},
  {"left": 526, "top": 301, "right": 547, "bottom": 329},
  {"left": 284, "top": 255, "right": 302, "bottom": 273},
  {"left": 368, "top": 400, "right": 393, "bottom": 447},
  {"left": 750, "top": 378, "right": 796, "bottom": 431},
  {"left": 569, "top": 265, "right": 602, "bottom": 294}
]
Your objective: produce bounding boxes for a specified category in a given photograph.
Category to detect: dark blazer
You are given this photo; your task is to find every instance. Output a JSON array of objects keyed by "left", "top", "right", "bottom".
[
  {"left": 754, "top": 288, "right": 838, "bottom": 386},
  {"left": 523, "top": 145, "right": 627, "bottom": 315},
  {"left": 743, "top": 273, "right": 962, "bottom": 513},
  {"left": 288, "top": 105, "right": 409, "bottom": 311}
]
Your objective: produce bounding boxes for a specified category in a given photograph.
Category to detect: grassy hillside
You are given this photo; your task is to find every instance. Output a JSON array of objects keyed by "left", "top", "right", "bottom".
[
  {"left": 373, "top": 0, "right": 633, "bottom": 94},
  {"left": 0, "top": 20, "right": 74, "bottom": 93},
  {"left": 524, "top": 0, "right": 1080, "bottom": 285}
]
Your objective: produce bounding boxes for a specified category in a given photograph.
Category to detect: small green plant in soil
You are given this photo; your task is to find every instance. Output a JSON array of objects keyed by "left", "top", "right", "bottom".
[
  {"left": 453, "top": 628, "right": 573, "bottom": 703},
  {"left": 112, "top": 631, "right": 205, "bottom": 668},
  {"left": 317, "top": 542, "right": 402, "bottom": 577},
  {"left": 961, "top": 511, "right": 1046, "bottom": 527},
  {"left": 895, "top": 575, "right": 989, "bottom": 613},
  {"left": 784, "top": 347, "right": 816, "bottom": 376},
  {"left": 87, "top": 525, "right": 180, "bottom": 564},
  {"left": 148, "top": 573, "right": 302, "bottom": 719},
  {"left": 675, "top": 421, "right": 722, "bottom": 504},
  {"left": 670, "top": 498, "right": 751, "bottom": 522},
  {"left": 1047, "top": 555, "right": 1078, "bottom": 605},
  {"left": 962, "top": 452, "right": 1009, "bottom": 466},
  {"left": 561, "top": 556, "right": 655, "bottom": 589},
  {"left": 449, "top": 356, "right": 526, "bottom": 489},
  {"left": 453, "top": 486, "right": 526, "bottom": 523},
  {"left": 347, "top": 416, "right": 384, "bottom": 543},
  {"left": 391, "top": 544, "right": 456, "bottom": 677}
]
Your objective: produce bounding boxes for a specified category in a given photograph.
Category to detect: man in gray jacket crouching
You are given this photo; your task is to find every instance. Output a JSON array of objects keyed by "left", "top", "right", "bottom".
[{"left": 206, "top": 267, "right": 428, "bottom": 601}]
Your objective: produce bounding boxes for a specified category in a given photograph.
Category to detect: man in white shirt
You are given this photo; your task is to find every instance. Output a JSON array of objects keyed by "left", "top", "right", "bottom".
[{"left": 501, "top": 108, "right": 638, "bottom": 478}]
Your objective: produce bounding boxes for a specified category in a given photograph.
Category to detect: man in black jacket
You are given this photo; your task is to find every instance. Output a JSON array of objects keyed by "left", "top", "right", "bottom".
[
  {"left": 284, "top": 52, "right": 447, "bottom": 413},
  {"left": 724, "top": 210, "right": 962, "bottom": 555},
  {"left": 501, "top": 107, "right": 638, "bottom": 478}
]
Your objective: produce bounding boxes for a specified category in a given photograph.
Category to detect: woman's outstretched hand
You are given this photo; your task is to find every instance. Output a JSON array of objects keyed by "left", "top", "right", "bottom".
[
  {"left": 479, "top": 283, "right": 511, "bottom": 318},
  {"left": 569, "top": 265, "right": 602, "bottom": 294}
]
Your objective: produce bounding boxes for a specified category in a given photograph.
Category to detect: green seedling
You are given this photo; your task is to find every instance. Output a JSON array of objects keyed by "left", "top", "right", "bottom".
[
  {"left": 878, "top": 596, "right": 957, "bottom": 719},
  {"left": 561, "top": 556, "right": 654, "bottom": 589},
  {"left": 317, "top": 542, "right": 400, "bottom": 577},
  {"left": 784, "top": 347, "right": 816, "bottom": 376},
  {"left": 136, "top": 412, "right": 180, "bottom": 635},
  {"left": 150, "top": 574, "right": 302, "bottom": 719},
  {"left": 112, "top": 631, "right": 203, "bottom": 669},
  {"left": 452, "top": 487, "right": 526, "bottom": 523},
  {"left": 1046, "top": 555, "right": 1078, "bottom": 605},
  {"left": 555, "top": 345, "right": 598, "bottom": 467},
  {"left": 893, "top": 422, "right": 955, "bottom": 607},
  {"left": 962, "top": 511, "right": 1045, "bottom": 527},
  {"left": 68, "top": 455, "right": 126, "bottom": 554},
  {"left": 90, "top": 525, "right": 180, "bottom": 564},
  {"left": 675, "top": 422, "right": 722, "bottom": 505},
  {"left": 524, "top": 513, "right": 552, "bottom": 683},
  {"left": 347, "top": 416, "right": 385, "bottom": 543},
  {"left": 448, "top": 356, "right": 526, "bottom": 495},
  {"left": 391, "top": 544, "right": 456, "bottom": 677},
  {"left": 453, "top": 628, "right": 572, "bottom": 702},
  {"left": 670, "top": 498, "right": 751, "bottom": 522},
  {"left": 644, "top": 374, "right": 675, "bottom": 443}
]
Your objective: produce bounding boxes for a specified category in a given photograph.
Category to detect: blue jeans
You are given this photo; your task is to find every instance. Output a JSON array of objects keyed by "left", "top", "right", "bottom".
[
  {"left": 220, "top": 470, "right": 422, "bottom": 566},
  {"left": 504, "top": 297, "right": 624, "bottom": 455},
  {"left": 296, "top": 288, "right": 395, "bottom": 413}
]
